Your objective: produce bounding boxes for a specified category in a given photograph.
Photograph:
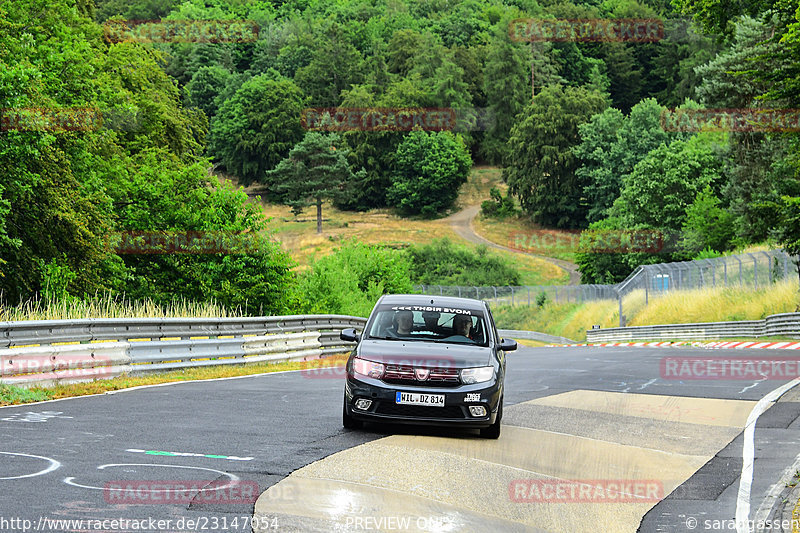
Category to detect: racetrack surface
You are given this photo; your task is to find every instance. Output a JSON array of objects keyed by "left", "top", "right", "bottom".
[{"left": 2, "top": 346, "right": 799, "bottom": 532}]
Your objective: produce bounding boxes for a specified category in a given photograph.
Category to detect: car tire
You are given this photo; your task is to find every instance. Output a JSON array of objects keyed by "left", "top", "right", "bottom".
[
  {"left": 480, "top": 398, "right": 502, "bottom": 439},
  {"left": 343, "top": 397, "right": 363, "bottom": 430}
]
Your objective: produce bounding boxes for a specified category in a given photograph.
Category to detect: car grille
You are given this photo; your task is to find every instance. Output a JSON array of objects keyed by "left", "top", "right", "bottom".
[
  {"left": 375, "top": 403, "right": 465, "bottom": 419},
  {"left": 382, "top": 364, "right": 461, "bottom": 387}
]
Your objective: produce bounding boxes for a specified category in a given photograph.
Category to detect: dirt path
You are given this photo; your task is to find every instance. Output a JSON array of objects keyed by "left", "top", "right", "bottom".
[{"left": 447, "top": 205, "right": 582, "bottom": 285}]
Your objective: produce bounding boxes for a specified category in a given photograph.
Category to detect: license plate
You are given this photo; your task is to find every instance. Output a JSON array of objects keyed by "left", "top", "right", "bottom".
[{"left": 395, "top": 392, "right": 445, "bottom": 407}]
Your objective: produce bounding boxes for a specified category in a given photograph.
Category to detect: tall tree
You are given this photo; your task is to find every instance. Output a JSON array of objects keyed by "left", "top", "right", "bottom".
[
  {"left": 387, "top": 130, "right": 472, "bottom": 217},
  {"left": 209, "top": 75, "right": 306, "bottom": 186},
  {"left": 574, "top": 107, "right": 626, "bottom": 223},
  {"left": 482, "top": 18, "right": 532, "bottom": 165},
  {"left": 264, "top": 132, "right": 364, "bottom": 233},
  {"left": 505, "top": 85, "right": 608, "bottom": 228}
]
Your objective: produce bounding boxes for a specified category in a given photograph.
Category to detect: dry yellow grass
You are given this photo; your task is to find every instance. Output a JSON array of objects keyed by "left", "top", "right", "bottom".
[
  {"left": 630, "top": 280, "right": 798, "bottom": 325},
  {"left": 495, "top": 282, "right": 799, "bottom": 341},
  {"left": 221, "top": 167, "right": 567, "bottom": 285}
]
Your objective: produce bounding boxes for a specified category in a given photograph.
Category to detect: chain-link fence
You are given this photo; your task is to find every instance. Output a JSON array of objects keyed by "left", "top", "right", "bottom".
[{"left": 414, "top": 250, "right": 798, "bottom": 326}]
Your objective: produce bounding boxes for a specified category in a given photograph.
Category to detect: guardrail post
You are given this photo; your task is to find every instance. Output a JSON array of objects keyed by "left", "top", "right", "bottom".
[
  {"left": 474, "top": 286, "right": 479, "bottom": 299},
  {"left": 527, "top": 287, "right": 530, "bottom": 306},
  {"left": 510, "top": 286, "right": 515, "bottom": 306}
]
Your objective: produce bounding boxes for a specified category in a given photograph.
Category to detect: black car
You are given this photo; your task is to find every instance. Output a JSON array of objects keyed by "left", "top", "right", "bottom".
[{"left": 340, "top": 294, "right": 517, "bottom": 439}]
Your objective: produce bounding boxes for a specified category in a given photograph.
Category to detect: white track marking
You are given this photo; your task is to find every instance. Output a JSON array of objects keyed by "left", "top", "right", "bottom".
[
  {"left": 735, "top": 377, "right": 800, "bottom": 533},
  {"left": 64, "top": 464, "right": 238, "bottom": 492},
  {"left": 0, "top": 452, "right": 61, "bottom": 480}
]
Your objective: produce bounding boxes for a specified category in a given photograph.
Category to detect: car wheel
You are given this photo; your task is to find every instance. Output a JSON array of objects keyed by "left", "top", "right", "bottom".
[
  {"left": 480, "top": 398, "right": 502, "bottom": 439},
  {"left": 343, "top": 397, "right": 363, "bottom": 430}
]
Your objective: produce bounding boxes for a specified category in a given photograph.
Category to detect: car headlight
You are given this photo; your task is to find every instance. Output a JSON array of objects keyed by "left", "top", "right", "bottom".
[
  {"left": 460, "top": 366, "right": 494, "bottom": 384},
  {"left": 353, "top": 357, "right": 385, "bottom": 379}
]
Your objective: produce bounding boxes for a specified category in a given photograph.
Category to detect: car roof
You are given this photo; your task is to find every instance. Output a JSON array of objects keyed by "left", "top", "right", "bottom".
[{"left": 377, "top": 294, "right": 487, "bottom": 312}]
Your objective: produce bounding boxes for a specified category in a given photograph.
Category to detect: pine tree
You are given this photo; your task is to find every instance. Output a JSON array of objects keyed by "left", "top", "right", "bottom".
[{"left": 265, "top": 133, "right": 365, "bottom": 234}]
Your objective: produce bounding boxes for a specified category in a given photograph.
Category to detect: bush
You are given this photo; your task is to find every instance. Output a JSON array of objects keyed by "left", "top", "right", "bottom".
[
  {"left": 481, "top": 187, "right": 519, "bottom": 219},
  {"left": 297, "top": 241, "right": 413, "bottom": 317},
  {"left": 387, "top": 130, "right": 472, "bottom": 217},
  {"left": 536, "top": 291, "right": 548, "bottom": 308},
  {"left": 406, "top": 238, "right": 521, "bottom": 286}
]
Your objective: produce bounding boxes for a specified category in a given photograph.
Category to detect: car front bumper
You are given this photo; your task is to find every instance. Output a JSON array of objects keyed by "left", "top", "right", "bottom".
[{"left": 344, "top": 374, "right": 502, "bottom": 429}]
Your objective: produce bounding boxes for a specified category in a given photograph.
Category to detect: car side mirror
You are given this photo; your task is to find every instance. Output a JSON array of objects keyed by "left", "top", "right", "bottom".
[
  {"left": 340, "top": 328, "right": 361, "bottom": 343},
  {"left": 499, "top": 338, "right": 517, "bottom": 351}
]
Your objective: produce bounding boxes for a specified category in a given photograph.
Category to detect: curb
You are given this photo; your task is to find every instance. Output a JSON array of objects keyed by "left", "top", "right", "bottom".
[{"left": 544, "top": 341, "right": 800, "bottom": 350}]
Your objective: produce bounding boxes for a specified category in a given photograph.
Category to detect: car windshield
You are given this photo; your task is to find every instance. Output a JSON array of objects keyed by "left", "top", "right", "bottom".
[{"left": 365, "top": 305, "right": 489, "bottom": 346}]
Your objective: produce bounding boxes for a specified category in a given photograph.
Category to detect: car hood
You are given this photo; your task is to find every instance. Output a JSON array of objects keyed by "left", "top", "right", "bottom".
[{"left": 356, "top": 339, "right": 492, "bottom": 368}]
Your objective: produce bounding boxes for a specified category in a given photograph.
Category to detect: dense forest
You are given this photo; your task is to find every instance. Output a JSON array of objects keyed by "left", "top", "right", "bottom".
[{"left": 1, "top": 0, "right": 799, "bottom": 313}]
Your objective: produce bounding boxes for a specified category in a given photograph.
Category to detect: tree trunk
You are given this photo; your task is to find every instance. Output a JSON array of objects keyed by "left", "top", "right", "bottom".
[{"left": 316, "top": 197, "right": 322, "bottom": 234}]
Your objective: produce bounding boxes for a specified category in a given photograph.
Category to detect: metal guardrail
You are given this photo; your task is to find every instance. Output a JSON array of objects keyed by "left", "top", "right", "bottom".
[
  {"left": 497, "top": 329, "right": 576, "bottom": 344},
  {"left": 0, "top": 315, "right": 367, "bottom": 387},
  {"left": 585, "top": 312, "right": 800, "bottom": 342}
]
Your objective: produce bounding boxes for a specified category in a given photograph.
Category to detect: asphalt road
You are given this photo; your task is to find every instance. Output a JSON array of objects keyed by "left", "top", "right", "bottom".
[{"left": 1, "top": 346, "right": 799, "bottom": 532}]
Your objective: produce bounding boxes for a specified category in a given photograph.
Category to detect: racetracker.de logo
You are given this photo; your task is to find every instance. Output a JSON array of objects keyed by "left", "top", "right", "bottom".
[
  {"left": 103, "top": 19, "right": 259, "bottom": 43},
  {"left": 509, "top": 479, "right": 664, "bottom": 503},
  {"left": 110, "top": 231, "right": 263, "bottom": 255},
  {"left": 0, "top": 353, "right": 114, "bottom": 380},
  {"left": 660, "top": 357, "right": 800, "bottom": 380},
  {"left": 509, "top": 229, "right": 664, "bottom": 254},
  {"left": 660, "top": 108, "right": 800, "bottom": 132},
  {"left": 301, "top": 355, "right": 457, "bottom": 379},
  {"left": 509, "top": 18, "right": 664, "bottom": 42},
  {"left": 302, "top": 108, "right": 457, "bottom": 132},
  {"left": 1, "top": 107, "right": 102, "bottom": 132},
  {"left": 103, "top": 480, "right": 259, "bottom": 504}
]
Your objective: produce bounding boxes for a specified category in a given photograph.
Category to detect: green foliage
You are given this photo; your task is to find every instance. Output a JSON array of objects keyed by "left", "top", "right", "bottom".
[
  {"left": 297, "top": 241, "right": 413, "bottom": 317},
  {"left": 574, "top": 107, "right": 626, "bottom": 223},
  {"left": 770, "top": 196, "right": 800, "bottom": 283},
  {"left": 210, "top": 75, "right": 306, "bottom": 186},
  {"left": 504, "top": 85, "right": 608, "bottom": 228},
  {"left": 186, "top": 66, "right": 233, "bottom": 120},
  {"left": 265, "top": 132, "right": 365, "bottom": 233},
  {"left": 574, "top": 218, "right": 652, "bottom": 284},
  {"left": 612, "top": 135, "right": 725, "bottom": 231},
  {"left": 481, "top": 187, "right": 519, "bottom": 219},
  {"left": 387, "top": 130, "right": 472, "bottom": 217},
  {"left": 536, "top": 290, "right": 548, "bottom": 308},
  {"left": 481, "top": 15, "right": 538, "bottom": 165},
  {"left": 406, "top": 238, "right": 521, "bottom": 286},
  {"left": 681, "top": 185, "right": 736, "bottom": 253}
]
